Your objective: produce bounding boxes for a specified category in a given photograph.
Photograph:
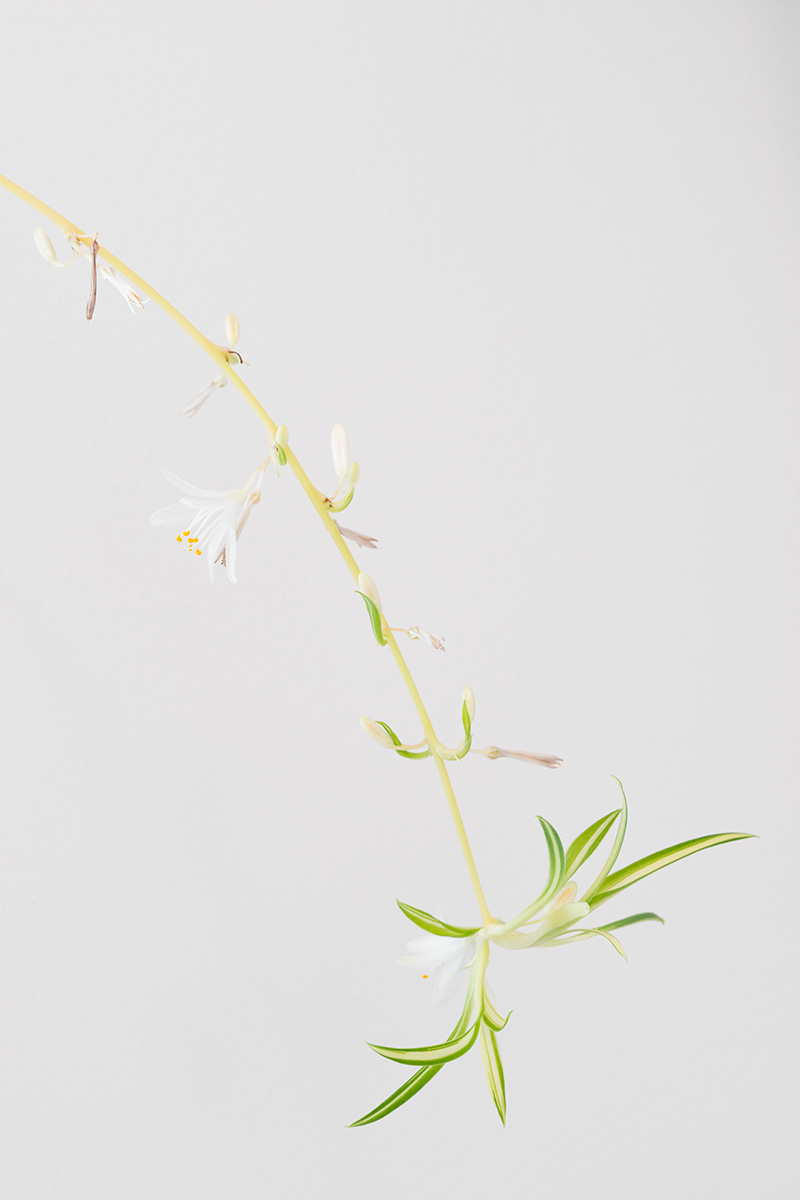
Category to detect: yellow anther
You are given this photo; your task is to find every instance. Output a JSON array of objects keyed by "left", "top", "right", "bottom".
[
  {"left": 183, "top": 530, "right": 190, "bottom": 537},
  {"left": 196, "top": 549, "right": 202, "bottom": 555},
  {"left": 176, "top": 535, "right": 183, "bottom": 542}
]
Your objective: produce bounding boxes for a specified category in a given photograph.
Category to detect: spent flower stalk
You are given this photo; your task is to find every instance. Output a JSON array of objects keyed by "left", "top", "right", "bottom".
[{"left": 0, "top": 172, "right": 754, "bottom": 1128}]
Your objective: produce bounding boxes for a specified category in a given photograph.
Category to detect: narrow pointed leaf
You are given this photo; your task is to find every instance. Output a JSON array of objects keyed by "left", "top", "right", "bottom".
[
  {"left": 351, "top": 998, "right": 480, "bottom": 1127},
  {"left": 483, "top": 991, "right": 512, "bottom": 1032},
  {"left": 580, "top": 778, "right": 629, "bottom": 903},
  {"left": 479, "top": 1023, "right": 506, "bottom": 1125},
  {"left": 367, "top": 1018, "right": 480, "bottom": 1066},
  {"left": 495, "top": 816, "right": 566, "bottom": 933},
  {"left": 592, "top": 832, "right": 755, "bottom": 904},
  {"left": 565, "top": 809, "right": 621, "bottom": 878},
  {"left": 549, "top": 926, "right": 627, "bottom": 958},
  {"left": 349, "top": 1064, "right": 443, "bottom": 1127},
  {"left": 396, "top": 900, "right": 480, "bottom": 938},
  {"left": 596, "top": 912, "right": 664, "bottom": 932},
  {"left": 356, "top": 590, "right": 387, "bottom": 646}
]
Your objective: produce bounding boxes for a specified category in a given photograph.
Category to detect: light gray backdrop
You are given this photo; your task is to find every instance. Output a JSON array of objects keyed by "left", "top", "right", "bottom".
[{"left": 1, "top": 2, "right": 796, "bottom": 1197}]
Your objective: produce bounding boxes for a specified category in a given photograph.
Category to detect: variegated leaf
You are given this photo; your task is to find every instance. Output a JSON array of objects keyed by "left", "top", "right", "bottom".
[
  {"left": 349, "top": 1064, "right": 443, "bottom": 1127},
  {"left": 565, "top": 808, "right": 621, "bottom": 877},
  {"left": 592, "top": 831, "right": 754, "bottom": 905},
  {"left": 494, "top": 816, "right": 566, "bottom": 933},
  {"left": 580, "top": 778, "right": 629, "bottom": 903},
  {"left": 596, "top": 911, "right": 664, "bottom": 932},
  {"left": 367, "top": 1018, "right": 480, "bottom": 1066},
  {"left": 396, "top": 900, "right": 480, "bottom": 938},
  {"left": 483, "top": 991, "right": 512, "bottom": 1032},
  {"left": 479, "top": 1023, "right": 506, "bottom": 1125}
]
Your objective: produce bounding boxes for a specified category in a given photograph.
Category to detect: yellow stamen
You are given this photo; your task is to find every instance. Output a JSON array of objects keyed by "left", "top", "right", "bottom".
[{"left": 176, "top": 535, "right": 183, "bottom": 542}]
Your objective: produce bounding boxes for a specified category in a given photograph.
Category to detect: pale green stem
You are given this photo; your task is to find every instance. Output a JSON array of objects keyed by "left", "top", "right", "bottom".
[{"left": 0, "top": 172, "right": 493, "bottom": 929}]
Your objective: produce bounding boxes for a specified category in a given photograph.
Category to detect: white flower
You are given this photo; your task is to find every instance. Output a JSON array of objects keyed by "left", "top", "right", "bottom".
[
  {"left": 405, "top": 626, "right": 446, "bottom": 652},
  {"left": 333, "top": 521, "right": 378, "bottom": 549},
  {"left": 151, "top": 464, "right": 266, "bottom": 582},
  {"left": 34, "top": 227, "right": 146, "bottom": 311},
  {"left": 474, "top": 745, "right": 563, "bottom": 769},
  {"left": 182, "top": 372, "right": 227, "bottom": 417},
  {"left": 397, "top": 932, "right": 478, "bottom": 1005},
  {"left": 98, "top": 264, "right": 147, "bottom": 313}
]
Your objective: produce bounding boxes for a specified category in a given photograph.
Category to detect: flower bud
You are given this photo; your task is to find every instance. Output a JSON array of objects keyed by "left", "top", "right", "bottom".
[
  {"left": 462, "top": 686, "right": 476, "bottom": 722},
  {"left": 34, "top": 227, "right": 57, "bottom": 264},
  {"left": 358, "top": 571, "right": 382, "bottom": 611},
  {"left": 331, "top": 424, "right": 350, "bottom": 479},
  {"left": 347, "top": 461, "right": 360, "bottom": 486},
  {"left": 225, "top": 312, "right": 240, "bottom": 348},
  {"left": 275, "top": 424, "right": 289, "bottom": 449},
  {"left": 359, "top": 717, "right": 395, "bottom": 749}
]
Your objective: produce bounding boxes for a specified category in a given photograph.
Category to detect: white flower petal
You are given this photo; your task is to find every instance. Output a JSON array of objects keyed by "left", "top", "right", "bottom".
[
  {"left": 159, "top": 467, "right": 238, "bottom": 503},
  {"left": 151, "top": 502, "right": 191, "bottom": 527},
  {"left": 405, "top": 934, "right": 442, "bottom": 956},
  {"left": 431, "top": 955, "right": 465, "bottom": 1006},
  {"left": 223, "top": 525, "right": 237, "bottom": 582}
]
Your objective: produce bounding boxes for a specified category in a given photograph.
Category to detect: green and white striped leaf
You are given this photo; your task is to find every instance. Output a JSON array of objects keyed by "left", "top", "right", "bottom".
[
  {"left": 565, "top": 809, "right": 621, "bottom": 878},
  {"left": 483, "top": 991, "right": 512, "bottom": 1032},
  {"left": 367, "top": 1018, "right": 481, "bottom": 1066},
  {"left": 356, "top": 590, "right": 387, "bottom": 647},
  {"left": 595, "top": 911, "right": 664, "bottom": 932},
  {"left": 479, "top": 1023, "right": 506, "bottom": 1125},
  {"left": 495, "top": 816, "right": 566, "bottom": 933},
  {"left": 580, "top": 778, "right": 629, "bottom": 903},
  {"left": 351, "top": 998, "right": 479, "bottom": 1127},
  {"left": 549, "top": 926, "right": 628, "bottom": 959},
  {"left": 592, "top": 831, "right": 754, "bottom": 905},
  {"left": 349, "top": 1064, "right": 443, "bottom": 1127},
  {"left": 376, "top": 721, "right": 431, "bottom": 760},
  {"left": 396, "top": 900, "right": 480, "bottom": 938}
]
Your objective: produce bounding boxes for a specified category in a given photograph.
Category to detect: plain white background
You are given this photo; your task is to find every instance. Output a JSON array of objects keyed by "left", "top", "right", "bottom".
[{"left": 1, "top": 2, "right": 797, "bottom": 1196}]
